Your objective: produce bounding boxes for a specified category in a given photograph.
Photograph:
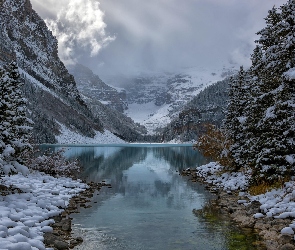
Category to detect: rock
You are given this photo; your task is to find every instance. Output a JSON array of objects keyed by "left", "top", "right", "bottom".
[
  {"left": 265, "top": 240, "right": 280, "bottom": 250},
  {"left": 278, "top": 234, "right": 293, "bottom": 245},
  {"left": 61, "top": 219, "right": 71, "bottom": 231},
  {"left": 281, "top": 243, "right": 295, "bottom": 250},
  {"left": 54, "top": 240, "right": 69, "bottom": 250},
  {"left": 43, "top": 232, "right": 62, "bottom": 246},
  {"left": 70, "top": 237, "right": 84, "bottom": 248},
  {"left": 234, "top": 215, "right": 255, "bottom": 228},
  {"left": 76, "top": 237, "right": 83, "bottom": 242}
]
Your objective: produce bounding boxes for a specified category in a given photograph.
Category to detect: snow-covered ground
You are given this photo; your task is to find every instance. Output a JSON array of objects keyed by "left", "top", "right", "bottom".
[
  {"left": 197, "top": 162, "right": 295, "bottom": 236},
  {"left": 0, "top": 172, "right": 87, "bottom": 250},
  {"left": 55, "top": 123, "right": 126, "bottom": 144}
]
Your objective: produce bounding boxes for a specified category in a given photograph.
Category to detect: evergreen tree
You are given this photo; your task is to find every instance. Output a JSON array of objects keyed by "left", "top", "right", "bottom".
[
  {"left": 0, "top": 62, "right": 32, "bottom": 175},
  {"left": 224, "top": 1, "right": 295, "bottom": 185},
  {"left": 224, "top": 66, "right": 248, "bottom": 170}
]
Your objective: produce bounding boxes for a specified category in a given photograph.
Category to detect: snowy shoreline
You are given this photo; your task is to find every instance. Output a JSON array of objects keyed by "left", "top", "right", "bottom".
[
  {"left": 0, "top": 172, "right": 88, "bottom": 250},
  {"left": 186, "top": 162, "right": 295, "bottom": 250}
]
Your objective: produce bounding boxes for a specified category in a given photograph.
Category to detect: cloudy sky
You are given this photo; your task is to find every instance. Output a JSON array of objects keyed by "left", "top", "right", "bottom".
[{"left": 31, "top": 0, "right": 286, "bottom": 76}]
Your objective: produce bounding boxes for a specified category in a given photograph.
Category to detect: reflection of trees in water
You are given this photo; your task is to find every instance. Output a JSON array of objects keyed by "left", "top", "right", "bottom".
[
  {"left": 41, "top": 146, "right": 211, "bottom": 211},
  {"left": 73, "top": 146, "right": 211, "bottom": 211},
  {"left": 152, "top": 146, "right": 210, "bottom": 171},
  {"left": 76, "top": 147, "right": 148, "bottom": 182}
]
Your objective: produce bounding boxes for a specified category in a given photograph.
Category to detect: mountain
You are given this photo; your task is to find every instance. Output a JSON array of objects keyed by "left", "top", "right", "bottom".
[
  {"left": 68, "top": 64, "right": 127, "bottom": 113},
  {"left": 103, "top": 67, "right": 236, "bottom": 134},
  {"left": 160, "top": 78, "right": 230, "bottom": 142},
  {"left": 68, "top": 64, "right": 148, "bottom": 142},
  {"left": 0, "top": 0, "right": 109, "bottom": 143}
]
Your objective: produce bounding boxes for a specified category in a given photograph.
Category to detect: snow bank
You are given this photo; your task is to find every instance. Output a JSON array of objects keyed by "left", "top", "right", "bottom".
[
  {"left": 0, "top": 172, "right": 87, "bottom": 249},
  {"left": 197, "top": 161, "right": 295, "bottom": 235},
  {"left": 56, "top": 123, "right": 126, "bottom": 144},
  {"left": 196, "top": 162, "right": 249, "bottom": 191}
]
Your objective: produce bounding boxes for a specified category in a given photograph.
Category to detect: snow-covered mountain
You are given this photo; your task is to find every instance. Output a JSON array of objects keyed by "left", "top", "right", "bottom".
[
  {"left": 161, "top": 78, "right": 230, "bottom": 142},
  {"left": 68, "top": 64, "right": 128, "bottom": 113},
  {"left": 103, "top": 67, "right": 236, "bottom": 134},
  {"left": 68, "top": 64, "right": 148, "bottom": 142},
  {"left": 0, "top": 0, "right": 124, "bottom": 144}
]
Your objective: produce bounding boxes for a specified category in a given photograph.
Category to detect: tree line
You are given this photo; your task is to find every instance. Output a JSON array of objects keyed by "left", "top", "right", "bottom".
[{"left": 196, "top": 0, "right": 295, "bottom": 188}]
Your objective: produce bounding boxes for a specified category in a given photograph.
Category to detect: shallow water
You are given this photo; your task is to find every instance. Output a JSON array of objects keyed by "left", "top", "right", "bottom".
[{"left": 43, "top": 145, "right": 263, "bottom": 250}]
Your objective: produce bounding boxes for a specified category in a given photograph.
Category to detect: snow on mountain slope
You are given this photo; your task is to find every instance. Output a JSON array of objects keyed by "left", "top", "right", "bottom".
[
  {"left": 117, "top": 66, "right": 237, "bottom": 134},
  {"left": 55, "top": 123, "right": 126, "bottom": 144}
]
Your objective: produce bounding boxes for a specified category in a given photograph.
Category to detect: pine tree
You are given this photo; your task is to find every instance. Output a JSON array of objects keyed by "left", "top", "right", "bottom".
[
  {"left": 222, "top": 1, "right": 295, "bottom": 185},
  {"left": 0, "top": 62, "right": 32, "bottom": 175},
  {"left": 224, "top": 66, "right": 248, "bottom": 170}
]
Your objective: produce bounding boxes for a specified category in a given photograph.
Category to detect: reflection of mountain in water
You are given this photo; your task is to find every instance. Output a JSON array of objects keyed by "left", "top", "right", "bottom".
[
  {"left": 42, "top": 146, "right": 211, "bottom": 211},
  {"left": 152, "top": 146, "right": 209, "bottom": 170},
  {"left": 72, "top": 147, "right": 147, "bottom": 183}
]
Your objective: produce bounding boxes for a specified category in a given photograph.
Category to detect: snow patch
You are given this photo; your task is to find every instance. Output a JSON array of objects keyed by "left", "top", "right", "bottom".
[
  {"left": 56, "top": 122, "right": 126, "bottom": 144},
  {"left": 0, "top": 172, "right": 87, "bottom": 249}
]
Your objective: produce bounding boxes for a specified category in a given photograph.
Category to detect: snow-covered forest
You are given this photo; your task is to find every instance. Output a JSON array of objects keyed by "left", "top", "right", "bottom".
[
  {"left": 196, "top": 0, "right": 295, "bottom": 190},
  {"left": 0, "top": 0, "right": 295, "bottom": 248}
]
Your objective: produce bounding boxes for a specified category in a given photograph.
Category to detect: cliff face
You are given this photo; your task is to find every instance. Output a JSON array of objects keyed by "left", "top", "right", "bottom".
[
  {"left": 68, "top": 64, "right": 128, "bottom": 113},
  {"left": 1, "top": 0, "right": 81, "bottom": 101},
  {"left": 68, "top": 64, "right": 148, "bottom": 142},
  {"left": 0, "top": 0, "right": 104, "bottom": 143}
]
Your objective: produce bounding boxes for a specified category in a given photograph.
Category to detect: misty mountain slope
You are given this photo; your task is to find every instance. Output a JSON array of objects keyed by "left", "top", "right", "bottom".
[
  {"left": 83, "top": 100, "right": 148, "bottom": 142},
  {"left": 106, "top": 67, "right": 236, "bottom": 134},
  {"left": 160, "top": 78, "right": 230, "bottom": 142},
  {"left": 68, "top": 64, "right": 148, "bottom": 141},
  {"left": 68, "top": 64, "right": 128, "bottom": 113},
  {"left": 0, "top": 0, "right": 109, "bottom": 143}
]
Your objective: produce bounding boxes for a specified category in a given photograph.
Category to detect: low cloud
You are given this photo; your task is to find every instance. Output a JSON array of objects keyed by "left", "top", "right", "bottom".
[
  {"left": 32, "top": 0, "right": 115, "bottom": 65},
  {"left": 31, "top": 0, "right": 287, "bottom": 75}
]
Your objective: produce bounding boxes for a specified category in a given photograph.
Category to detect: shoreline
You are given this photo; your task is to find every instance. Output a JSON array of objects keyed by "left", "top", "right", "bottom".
[
  {"left": 182, "top": 168, "right": 295, "bottom": 250},
  {"left": 43, "top": 180, "right": 111, "bottom": 249}
]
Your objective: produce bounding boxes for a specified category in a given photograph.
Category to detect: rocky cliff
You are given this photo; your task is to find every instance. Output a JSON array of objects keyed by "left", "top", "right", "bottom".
[
  {"left": 68, "top": 64, "right": 148, "bottom": 142},
  {"left": 0, "top": 0, "right": 103, "bottom": 143},
  {"left": 68, "top": 64, "right": 127, "bottom": 113}
]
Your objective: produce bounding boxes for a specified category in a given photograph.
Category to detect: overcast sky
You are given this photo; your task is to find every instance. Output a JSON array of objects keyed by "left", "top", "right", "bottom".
[{"left": 31, "top": 0, "right": 287, "bottom": 76}]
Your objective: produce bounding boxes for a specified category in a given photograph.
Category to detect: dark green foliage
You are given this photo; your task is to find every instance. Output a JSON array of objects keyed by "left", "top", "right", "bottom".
[
  {"left": 0, "top": 62, "right": 32, "bottom": 174},
  {"left": 225, "top": 0, "right": 295, "bottom": 185},
  {"left": 161, "top": 78, "right": 229, "bottom": 142}
]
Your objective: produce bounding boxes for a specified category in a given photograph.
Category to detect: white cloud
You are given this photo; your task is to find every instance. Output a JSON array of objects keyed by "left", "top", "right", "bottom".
[{"left": 32, "top": 0, "right": 115, "bottom": 65}]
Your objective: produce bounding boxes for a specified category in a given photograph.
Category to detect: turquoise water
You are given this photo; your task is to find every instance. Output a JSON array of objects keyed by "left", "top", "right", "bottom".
[{"left": 42, "top": 145, "right": 262, "bottom": 250}]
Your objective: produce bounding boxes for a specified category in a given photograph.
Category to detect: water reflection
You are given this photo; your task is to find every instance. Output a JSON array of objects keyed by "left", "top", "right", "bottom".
[{"left": 40, "top": 145, "right": 261, "bottom": 250}]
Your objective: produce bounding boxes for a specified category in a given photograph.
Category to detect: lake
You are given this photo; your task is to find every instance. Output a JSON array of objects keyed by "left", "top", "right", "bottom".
[{"left": 42, "top": 144, "right": 263, "bottom": 250}]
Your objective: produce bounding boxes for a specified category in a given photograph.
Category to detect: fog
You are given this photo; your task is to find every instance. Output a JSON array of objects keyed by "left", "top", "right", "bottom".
[{"left": 31, "top": 0, "right": 286, "bottom": 77}]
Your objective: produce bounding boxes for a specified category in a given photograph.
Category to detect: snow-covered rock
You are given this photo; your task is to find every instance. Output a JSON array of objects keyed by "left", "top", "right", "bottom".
[{"left": 0, "top": 172, "right": 87, "bottom": 249}]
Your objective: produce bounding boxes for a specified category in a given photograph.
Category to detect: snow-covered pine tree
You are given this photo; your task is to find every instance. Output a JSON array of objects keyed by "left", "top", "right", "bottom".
[
  {"left": 251, "top": 1, "right": 295, "bottom": 184},
  {"left": 241, "top": 46, "right": 265, "bottom": 170},
  {"left": 223, "top": 66, "right": 248, "bottom": 170},
  {"left": 0, "top": 62, "right": 32, "bottom": 175},
  {"left": 222, "top": 1, "right": 295, "bottom": 185}
]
